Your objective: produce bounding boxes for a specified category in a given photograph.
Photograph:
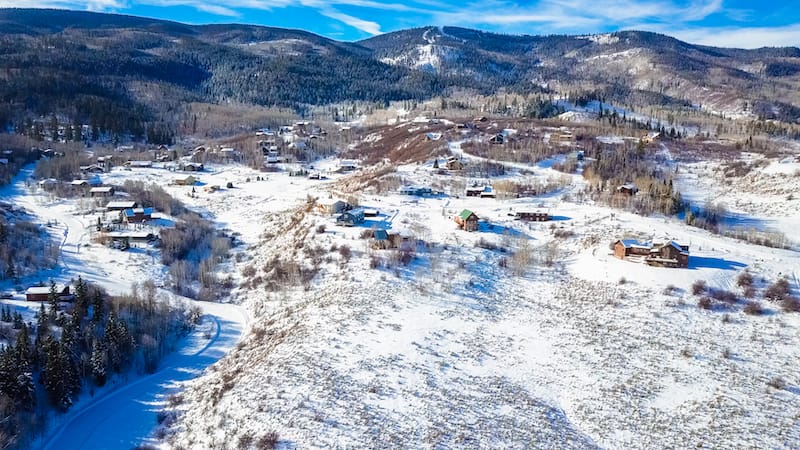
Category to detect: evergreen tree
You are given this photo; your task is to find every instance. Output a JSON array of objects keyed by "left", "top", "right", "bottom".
[
  {"left": 90, "top": 340, "right": 107, "bottom": 386},
  {"left": 47, "top": 280, "right": 58, "bottom": 323},
  {"left": 91, "top": 290, "right": 104, "bottom": 325}
]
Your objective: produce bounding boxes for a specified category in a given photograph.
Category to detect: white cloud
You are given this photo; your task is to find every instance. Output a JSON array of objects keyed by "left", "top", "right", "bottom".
[
  {"left": 663, "top": 24, "right": 800, "bottom": 49},
  {"left": 319, "top": 8, "right": 381, "bottom": 35}
]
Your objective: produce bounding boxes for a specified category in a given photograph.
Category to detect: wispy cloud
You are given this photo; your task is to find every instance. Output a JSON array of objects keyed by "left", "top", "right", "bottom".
[
  {"left": 319, "top": 8, "right": 381, "bottom": 35},
  {"left": 660, "top": 24, "right": 800, "bottom": 48}
]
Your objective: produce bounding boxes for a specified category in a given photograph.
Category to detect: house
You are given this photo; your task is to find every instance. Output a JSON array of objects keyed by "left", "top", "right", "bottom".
[
  {"left": 399, "top": 186, "right": 432, "bottom": 196},
  {"left": 336, "top": 208, "right": 365, "bottom": 227},
  {"left": 174, "top": 175, "right": 197, "bottom": 186},
  {"left": 371, "top": 229, "right": 392, "bottom": 249},
  {"left": 489, "top": 133, "right": 505, "bottom": 145},
  {"left": 266, "top": 151, "right": 280, "bottom": 164},
  {"left": 455, "top": 209, "right": 479, "bottom": 232},
  {"left": 516, "top": 211, "right": 551, "bottom": 222},
  {"left": 616, "top": 183, "right": 639, "bottom": 196},
  {"left": 25, "top": 285, "right": 71, "bottom": 302},
  {"left": 180, "top": 162, "right": 204, "bottom": 172},
  {"left": 646, "top": 241, "right": 689, "bottom": 268},
  {"left": 465, "top": 185, "right": 494, "bottom": 198},
  {"left": 445, "top": 156, "right": 465, "bottom": 171},
  {"left": 388, "top": 230, "right": 415, "bottom": 250},
  {"left": 642, "top": 131, "right": 661, "bottom": 144},
  {"left": 106, "top": 201, "right": 138, "bottom": 211},
  {"left": 426, "top": 132, "right": 442, "bottom": 141},
  {"left": 204, "top": 185, "right": 221, "bottom": 193},
  {"left": 613, "top": 239, "right": 653, "bottom": 259},
  {"left": 317, "top": 199, "right": 349, "bottom": 215},
  {"left": 552, "top": 130, "right": 576, "bottom": 143},
  {"left": 107, "top": 231, "right": 157, "bottom": 244},
  {"left": 125, "top": 160, "right": 153, "bottom": 169},
  {"left": 80, "top": 164, "right": 105, "bottom": 174},
  {"left": 90, "top": 186, "right": 115, "bottom": 197},
  {"left": 338, "top": 159, "right": 359, "bottom": 172},
  {"left": 70, "top": 179, "right": 89, "bottom": 188},
  {"left": 38, "top": 178, "right": 58, "bottom": 190},
  {"left": 122, "top": 207, "right": 154, "bottom": 224}
]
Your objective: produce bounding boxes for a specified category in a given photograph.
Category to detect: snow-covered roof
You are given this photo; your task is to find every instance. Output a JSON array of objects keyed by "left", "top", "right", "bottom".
[
  {"left": 90, "top": 186, "right": 114, "bottom": 193},
  {"left": 107, "top": 201, "right": 137, "bottom": 209}
]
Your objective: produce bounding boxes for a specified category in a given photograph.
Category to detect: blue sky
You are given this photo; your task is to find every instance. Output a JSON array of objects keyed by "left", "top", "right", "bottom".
[{"left": 3, "top": 0, "right": 800, "bottom": 48}]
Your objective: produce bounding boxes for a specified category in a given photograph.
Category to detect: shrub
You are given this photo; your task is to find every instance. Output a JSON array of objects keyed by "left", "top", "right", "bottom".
[
  {"left": 691, "top": 280, "right": 707, "bottom": 295},
  {"left": 781, "top": 296, "right": 800, "bottom": 313},
  {"left": 359, "top": 229, "right": 373, "bottom": 239},
  {"left": 697, "top": 296, "right": 713, "bottom": 310},
  {"left": 316, "top": 224, "right": 326, "bottom": 234},
  {"left": 338, "top": 245, "right": 352, "bottom": 262},
  {"left": 710, "top": 289, "right": 737, "bottom": 304},
  {"left": 743, "top": 301, "right": 765, "bottom": 315},
  {"left": 663, "top": 284, "right": 676, "bottom": 295},
  {"left": 743, "top": 286, "right": 756, "bottom": 299},
  {"left": 736, "top": 271, "right": 753, "bottom": 288},
  {"left": 369, "top": 255, "right": 382, "bottom": 269},
  {"left": 226, "top": 181, "right": 234, "bottom": 188},
  {"left": 257, "top": 431, "right": 280, "bottom": 449},
  {"left": 767, "top": 377, "right": 787, "bottom": 390},
  {"left": 618, "top": 277, "right": 627, "bottom": 285},
  {"left": 765, "top": 278, "right": 790, "bottom": 301}
]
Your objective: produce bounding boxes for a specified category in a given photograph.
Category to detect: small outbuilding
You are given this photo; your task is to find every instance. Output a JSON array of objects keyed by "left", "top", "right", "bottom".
[{"left": 455, "top": 209, "right": 479, "bottom": 232}]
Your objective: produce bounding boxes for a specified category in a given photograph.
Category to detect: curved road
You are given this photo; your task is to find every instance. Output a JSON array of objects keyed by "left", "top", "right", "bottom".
[{"left": 41, "top": 301, "right": 247, "bottom": 450}]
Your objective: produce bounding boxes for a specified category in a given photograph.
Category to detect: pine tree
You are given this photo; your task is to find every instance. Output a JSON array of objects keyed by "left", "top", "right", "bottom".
[
  {"left": 73, "top": 276, "right": 88, "bottom": 325},
  {"left": 48, "top": 280, "right": 59, "bottom": 323},
  {"left": 91, "top": 340, "right": 107, "bottom": 386},
  {"left": 91, "top": 290, "right": 104, "bottom": 325}
]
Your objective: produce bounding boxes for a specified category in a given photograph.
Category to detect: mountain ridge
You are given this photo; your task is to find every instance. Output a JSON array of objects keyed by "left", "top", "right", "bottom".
[{"left": 0, "top": 9, "right": 798, "bottom": 141}]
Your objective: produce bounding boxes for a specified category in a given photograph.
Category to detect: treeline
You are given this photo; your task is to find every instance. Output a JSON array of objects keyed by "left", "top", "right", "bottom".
[
  {"left": 0, "top": 136, "right": 41, "bottom": 186},
  {"left": 0, "top": 278, "right": 199, "bottom": 448},
  {"left": 0, "top": 214, "right": 59, "bottom": 283},
  {"left": 581, "top": 141, "right": 683, "bottom": 216}
]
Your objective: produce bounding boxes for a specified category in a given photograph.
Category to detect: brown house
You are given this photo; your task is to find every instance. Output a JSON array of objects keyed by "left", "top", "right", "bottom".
[
  {"left": 516, "top": 211, "right": 551, "bottom": 222},
  {"left": 455, "top": 209, "right": 479, "bottom": 232},
  {"left": 25, "top": 285, "right": 71, "bottom": 302},
  {"left": 89, "top": 186, "right": 115, "bottom": 197},
  {"left": 613, "top": 239, "right": 651, "bottom": 259},
  {"left": 646, "top": 242, "right": 689, "bottom": 268},
  {"left": 122, "top": 207, "right": 154, "bottom": 224}
]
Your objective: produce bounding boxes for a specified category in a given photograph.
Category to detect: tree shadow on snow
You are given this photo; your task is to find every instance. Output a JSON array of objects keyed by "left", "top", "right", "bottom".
[{"left": 688, "top": 256, "right": 747, "bottom": 271}]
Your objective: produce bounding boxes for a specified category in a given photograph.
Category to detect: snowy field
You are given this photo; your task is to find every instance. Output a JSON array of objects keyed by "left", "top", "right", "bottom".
[
  {"left": 154, "top": 150, "right": 798, "bottom": 448},
  {"left": 2, "top": 136, "right": 799, "bottom": 448}
]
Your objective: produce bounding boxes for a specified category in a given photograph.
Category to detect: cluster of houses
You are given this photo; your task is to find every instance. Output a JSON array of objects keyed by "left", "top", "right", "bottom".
[{"left": 613, "top": 239, "right": 690, "bottom": 268}]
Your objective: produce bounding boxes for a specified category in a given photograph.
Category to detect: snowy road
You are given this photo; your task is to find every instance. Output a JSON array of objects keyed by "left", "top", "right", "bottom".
[{"left": 41, "top": 301, "right": 247, "bottom": 450}]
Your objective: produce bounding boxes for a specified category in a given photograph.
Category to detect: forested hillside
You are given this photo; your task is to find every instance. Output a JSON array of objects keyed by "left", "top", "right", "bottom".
[{"left": 0, "top": 9, "right": 799, "bottom": 143}]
